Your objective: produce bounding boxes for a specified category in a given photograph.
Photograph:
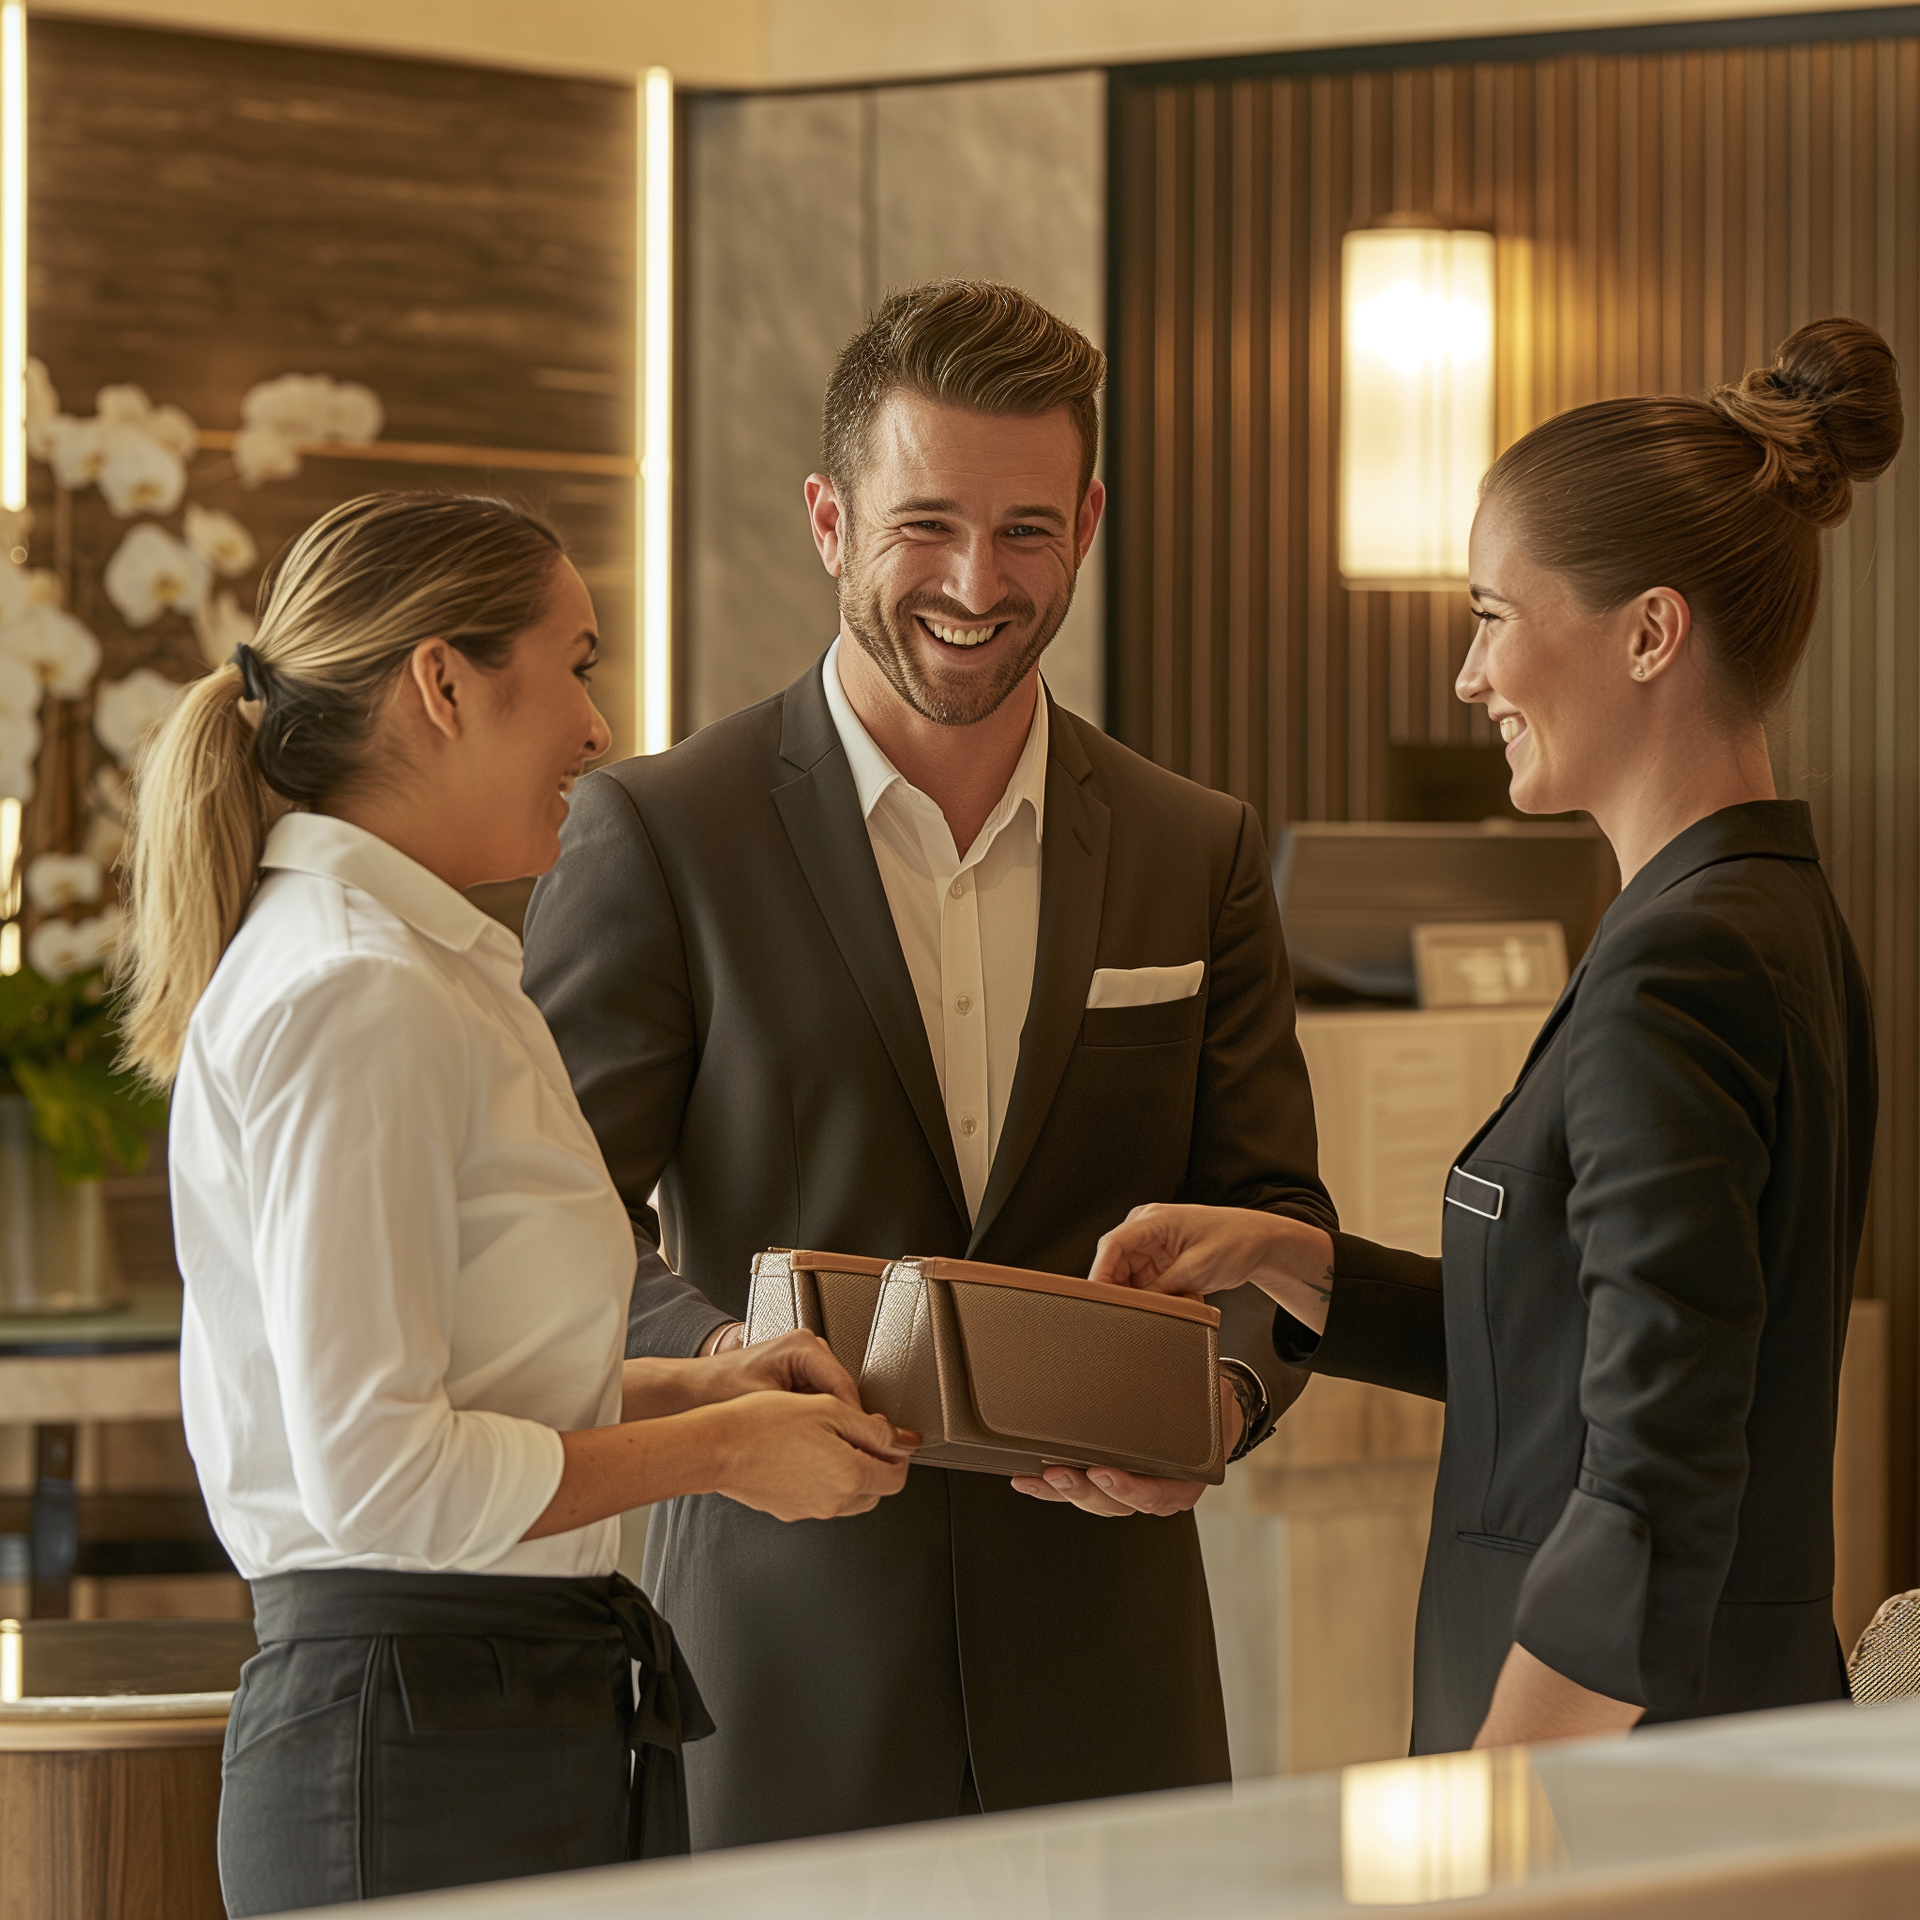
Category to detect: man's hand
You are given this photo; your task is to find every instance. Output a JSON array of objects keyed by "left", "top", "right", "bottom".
[
  {"left": 1009, "top": 1374, "right": 1243, "bottom": 1517},
  {"left": 1472, "top": 1643, "right": 1644, "bottom": 1749}
]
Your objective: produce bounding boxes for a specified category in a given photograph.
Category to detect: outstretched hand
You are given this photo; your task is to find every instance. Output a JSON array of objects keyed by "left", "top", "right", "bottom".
[{"left": 1090, "top": 1203, "right": 1336, "bottom": 1334}]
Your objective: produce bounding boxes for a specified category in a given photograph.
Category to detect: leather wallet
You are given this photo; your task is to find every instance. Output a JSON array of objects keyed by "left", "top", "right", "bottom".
[{"left": 745, "top": 1249, "right": 1225, "bottom": 1484}]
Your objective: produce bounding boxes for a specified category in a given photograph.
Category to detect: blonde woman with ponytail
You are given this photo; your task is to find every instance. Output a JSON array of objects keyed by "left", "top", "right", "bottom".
[{"left": 124, "top": 493, "right": 913, "bottom": 1915}]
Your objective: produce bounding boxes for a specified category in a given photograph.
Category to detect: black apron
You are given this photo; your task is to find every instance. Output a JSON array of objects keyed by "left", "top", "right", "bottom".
[{"left": 218, "top": 1567, "right": 712, "bottom": 1916}]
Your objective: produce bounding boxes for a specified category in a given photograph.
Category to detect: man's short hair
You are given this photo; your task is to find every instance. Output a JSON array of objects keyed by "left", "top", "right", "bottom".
[{"left": 822, "top": 279, "right": 1106, "bottom": 501}]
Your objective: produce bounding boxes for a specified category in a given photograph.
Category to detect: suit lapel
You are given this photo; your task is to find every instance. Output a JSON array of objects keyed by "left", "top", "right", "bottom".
[
  {"left": 968, "top": 709, "right": 1109, "bottom": 1252},
  {"left": 771, "top": 668, "right": 969, "bottom": 1225}
]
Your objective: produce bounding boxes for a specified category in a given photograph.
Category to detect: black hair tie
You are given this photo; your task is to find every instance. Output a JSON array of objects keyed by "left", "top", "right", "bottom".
[{"left": 232, "top": 642, "right": 270, "bottom": 704}]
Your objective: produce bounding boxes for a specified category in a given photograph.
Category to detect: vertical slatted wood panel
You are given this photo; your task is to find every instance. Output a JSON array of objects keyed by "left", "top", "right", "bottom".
[{"left": 1112, "top": 34, "right": 1920, "bottom": 1583}]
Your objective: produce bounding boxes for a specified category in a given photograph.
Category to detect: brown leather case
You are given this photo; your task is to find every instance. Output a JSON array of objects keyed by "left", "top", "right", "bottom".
[
  {"left": 743, "top": 1249, "right": 891, "bottom": 1375},
  {"left": 747, "top": 1249, "right": 1225, "bottom": 1484}
]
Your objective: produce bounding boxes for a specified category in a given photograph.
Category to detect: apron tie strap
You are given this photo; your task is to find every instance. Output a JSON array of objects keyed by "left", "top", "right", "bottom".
[{"left": 604, "top": 1571, "right": 715, "bottom": 1858}]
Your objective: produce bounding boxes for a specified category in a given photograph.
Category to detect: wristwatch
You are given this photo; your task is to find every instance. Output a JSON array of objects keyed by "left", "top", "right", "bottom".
[{"left": 1218, "top": 1358, "right": 1270, "bottom": 1463}]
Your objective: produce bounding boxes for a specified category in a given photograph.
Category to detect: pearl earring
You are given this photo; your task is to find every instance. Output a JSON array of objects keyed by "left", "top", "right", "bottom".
[{"left": 1634, "top": 665, "right": 1647, "bottom": 679}]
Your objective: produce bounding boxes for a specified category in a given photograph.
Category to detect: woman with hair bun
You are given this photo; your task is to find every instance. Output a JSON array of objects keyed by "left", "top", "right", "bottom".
[
  {"left": 121, "top": 492, "right": 914, "bottom": 1914},
  {"left": 1091, "top": 318, "right": 1902, "bottom": 1751}
]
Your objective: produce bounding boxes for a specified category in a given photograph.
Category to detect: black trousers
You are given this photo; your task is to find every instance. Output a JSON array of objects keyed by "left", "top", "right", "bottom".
[{"left": 219, "top": 1568, "right": 710, "bottom": 1917}]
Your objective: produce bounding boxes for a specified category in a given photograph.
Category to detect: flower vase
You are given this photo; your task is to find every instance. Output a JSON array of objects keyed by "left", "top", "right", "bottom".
[{"left": 0, "top": 1093, "right": 125, "bottom": 1316}]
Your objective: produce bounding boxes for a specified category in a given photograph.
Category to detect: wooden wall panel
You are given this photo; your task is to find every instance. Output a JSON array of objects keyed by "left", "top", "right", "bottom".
[
  {"left": 1112, "top": 30, "right": 1920, "bottom": 1583},
  {"left": 25, "top": 19, "right": 639, "bottom": 752}
]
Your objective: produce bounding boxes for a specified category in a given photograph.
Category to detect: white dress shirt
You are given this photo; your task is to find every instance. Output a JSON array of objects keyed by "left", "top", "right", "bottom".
[
  {"left": 822, "top": 639, "right": 1047, "bottom": 1221},
  {"left": 170, "top": 812, "right": 633, "bottom": 1579}
]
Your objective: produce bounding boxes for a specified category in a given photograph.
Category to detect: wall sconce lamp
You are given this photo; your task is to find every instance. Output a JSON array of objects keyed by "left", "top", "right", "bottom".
[
  {"left": 1339, "top": 223, "right": 1495, "bottom": 588},
  {"left": 636, "top": 65, "right": 674, "bottom": 756}
]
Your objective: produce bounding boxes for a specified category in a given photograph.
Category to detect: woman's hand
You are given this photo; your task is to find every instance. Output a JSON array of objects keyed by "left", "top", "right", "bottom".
[
  {"left": 1090, "top": 1203, "right": 1338, "bottom": 1335},
  {"left": 709, "top": 1390, "right": 918, "bottom": 1522},
  {"left": 621, "top": 1330, "right": 860, "bottom": 1421},
  {"left": 525, "top": 1386, "right": 918, "bottom": 1539},
  {"left": 1472, "top": 1643, "right": 1644, "bottom": 1749}
]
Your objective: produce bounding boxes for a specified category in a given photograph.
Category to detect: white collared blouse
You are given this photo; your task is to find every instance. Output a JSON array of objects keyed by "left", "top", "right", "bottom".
[{"left": 170, "top": 812, "right": 632, "bottom": 1579}]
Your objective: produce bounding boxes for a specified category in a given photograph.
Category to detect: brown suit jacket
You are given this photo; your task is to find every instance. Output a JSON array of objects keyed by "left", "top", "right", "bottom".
[{"left": 522, "top": 660, "right": 1332, "bottom": 1847}]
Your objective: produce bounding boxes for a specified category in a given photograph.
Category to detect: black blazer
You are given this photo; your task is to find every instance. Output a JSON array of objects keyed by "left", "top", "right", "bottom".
[
  {"left": 522, "top": 661, "right": 1332, "bottom": 1845},
  {"left": 1285, "top": 801, "right": 1875, "bottom": 1752}
]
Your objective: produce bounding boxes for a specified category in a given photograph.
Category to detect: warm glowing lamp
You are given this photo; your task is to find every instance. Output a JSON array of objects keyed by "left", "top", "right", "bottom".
[
  {"left": 1339, "top": 225, "right": 1495, "bottom": 587},
  {"left": 636, "top": 66, "right": 674, "bottom": 755}
]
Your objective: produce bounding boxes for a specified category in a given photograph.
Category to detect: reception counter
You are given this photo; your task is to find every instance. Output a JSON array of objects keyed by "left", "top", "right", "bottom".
[{"left": 311, "top": 1694, "right": 1920, "bottom": 1917}]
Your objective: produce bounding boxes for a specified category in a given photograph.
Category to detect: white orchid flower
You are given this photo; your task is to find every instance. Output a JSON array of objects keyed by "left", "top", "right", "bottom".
[
  {"left": 82, "top": 809, "right": 125, "bottom": 870},
  {"left": 183, "top": 503, "right": 258, "bottom": 578},
  {"left": 96, "top": 383, "right": 154, "bottom": 427},
  {"left": 145, "top": 403, "right": 199, "bottom": 462},
  {"left": 94, "top": 667, "right": 185, "bottom": 765},
  {"left": 0, "top": 604, "right": 103, "bottom": 699},
  {"left": 26, "top": 915, "right": 88, "bottom": 984},
  {"left": 48, "top": 416, "right": 108, "bottom": 490},
  {"left": 98, "top": 425, "right": 188, "bottom": 518},
  {"left": 192, "top": 589, "right": 257, "bottom": 671},
  {"left": 104, "top": 524, "right": 210, "bottom": 627},
  {"left": 241, "top": 373, "right": 333, "bottom": 442},
  {"left": 25, "top": 374, "right": 59, "bottom": 460},
  {"left": 0, "top": 647, "right": 39, "bottom": 721},
  {"left": 321, "top": 381, "right": 384, "bottom": 443},
  {"left": 0, "top": 711, "right": 37, "bottom": 802},
  {"left": 0, "top": 557, "right": 33, "bottom": 625},
  {"left": 89, "top": 761, "right": 130, "bottom": 824},
  {"left": 24, "top": 850, "right": 103, "bottom": 913},
  {"left": 87, "top": 382, "right": 196, "bottom": 463},
  {"left": 232, "top": 423, "right": 302, "bottom": 488},
  {"left": 71, "top": 906, "right": 125, "bottom": 974},
  {"left": 25, "top": 357, "right": 58, "bottom": 430}
]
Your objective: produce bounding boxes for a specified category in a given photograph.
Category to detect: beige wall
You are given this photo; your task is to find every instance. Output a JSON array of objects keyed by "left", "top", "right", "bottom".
[
  {"left": 32, "top": 0, "right": 1906, "bottom": 85},
  {"left": 682, "top": 73, "right": 1107, "bottom": 732}
]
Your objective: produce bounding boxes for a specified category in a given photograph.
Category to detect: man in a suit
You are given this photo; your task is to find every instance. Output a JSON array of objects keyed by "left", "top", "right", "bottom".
[{"left": 522, "top": 279, "right": 1334, "bottom": 1848}]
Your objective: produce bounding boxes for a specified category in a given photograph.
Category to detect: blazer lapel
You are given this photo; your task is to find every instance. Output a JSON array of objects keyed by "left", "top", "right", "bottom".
[
  {"left": 968, "top": 708, "right": 1110, "bottom": 1252},
  {"left": 771, "top": 666, "right": 969, "bottom": 1224}
]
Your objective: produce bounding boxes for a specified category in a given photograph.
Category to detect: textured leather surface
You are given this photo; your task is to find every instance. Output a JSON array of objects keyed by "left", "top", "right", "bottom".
[
  {"left": 858, "top": 1255, "right": 1224, "bottom": 1483},
  {"left": 743, "top": 1250, "right": 798, "bottom": 1344},
  {"left": 745, "top": 1251, "right": 889, "bottom": 1375}
]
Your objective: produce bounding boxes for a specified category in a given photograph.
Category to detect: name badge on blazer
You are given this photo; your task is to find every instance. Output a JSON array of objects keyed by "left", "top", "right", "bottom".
[{"left": 1445, "top": 1166, "right": 1505, "bottom": 1221}]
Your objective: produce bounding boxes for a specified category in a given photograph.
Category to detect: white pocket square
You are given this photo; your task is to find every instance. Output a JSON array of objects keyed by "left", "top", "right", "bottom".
[{"left": 1086, "top": 962, "right": 1205, "bottom": 1010}]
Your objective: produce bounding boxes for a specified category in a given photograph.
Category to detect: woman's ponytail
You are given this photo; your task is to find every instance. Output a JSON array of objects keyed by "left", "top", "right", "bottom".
[
  {"left": 115, "top": 490, "right": 565, "bottom": 1086},
  {"left": 119, "top": 661, "right": 277, "bottom": 1084}
]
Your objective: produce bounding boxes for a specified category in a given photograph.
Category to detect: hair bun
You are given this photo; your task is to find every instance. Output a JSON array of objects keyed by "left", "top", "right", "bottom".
[{"left": 1710, "top": 317, "right": 1903, "bottom": 527}]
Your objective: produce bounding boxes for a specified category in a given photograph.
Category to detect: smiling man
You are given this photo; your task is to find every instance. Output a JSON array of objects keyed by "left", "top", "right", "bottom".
[{"left": 521, "top": 281, "right": 1334, "bottom": 1847}]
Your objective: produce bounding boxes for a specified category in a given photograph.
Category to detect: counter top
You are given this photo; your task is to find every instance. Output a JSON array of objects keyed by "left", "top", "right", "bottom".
[{"left": 313, "top": 1694, "right": 1920, "bottom": 1917}]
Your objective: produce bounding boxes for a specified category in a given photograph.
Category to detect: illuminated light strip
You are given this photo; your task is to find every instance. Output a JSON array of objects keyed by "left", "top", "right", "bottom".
[
  {"left": 639, "top": 66, "right": 674, "bottom": 756},
  {"left": 0, "top": 794, "right": 18, "bottom": 976},
  {"left": 1, "top": 1, "right": 23, "bottom": 514}
]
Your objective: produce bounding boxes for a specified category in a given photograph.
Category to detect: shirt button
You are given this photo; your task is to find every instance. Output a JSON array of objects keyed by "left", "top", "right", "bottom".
[
  {"left": 959, "top": 1113, "right": 979, "bottom": 1138},
  {"left": 955, "top": 993, "right": 973, "bottom": 1015},
  {"left": 950, "top": 877, "right": 966, "bottom": 899}
]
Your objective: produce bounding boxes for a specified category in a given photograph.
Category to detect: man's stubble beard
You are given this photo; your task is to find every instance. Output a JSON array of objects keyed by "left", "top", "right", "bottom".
[{"left": 838, "top": 514, "right": 1076, "bottom": 729}]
